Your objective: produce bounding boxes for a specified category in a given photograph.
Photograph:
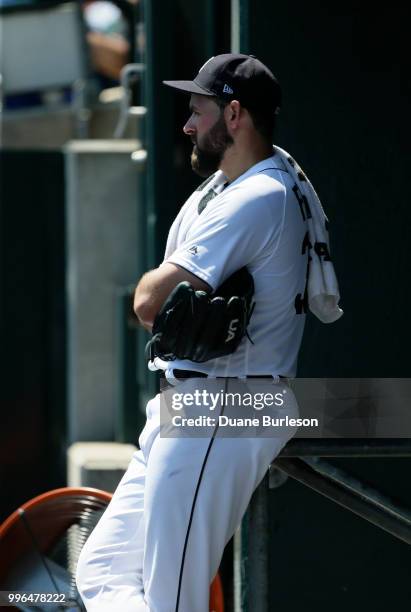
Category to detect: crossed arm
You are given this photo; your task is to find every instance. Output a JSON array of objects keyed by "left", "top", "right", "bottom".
[{"left": 133, "top": 262, "right": 211, "bottom": 330}]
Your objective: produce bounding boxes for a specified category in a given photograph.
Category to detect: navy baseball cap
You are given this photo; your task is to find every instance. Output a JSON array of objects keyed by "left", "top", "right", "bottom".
[{"left": 163, "top": 53, "right": 282, "bottom": 113}]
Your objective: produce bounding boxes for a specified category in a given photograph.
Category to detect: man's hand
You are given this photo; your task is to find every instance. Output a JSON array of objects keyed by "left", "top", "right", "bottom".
[{"left": 133, "top": 263, "right": 211, "bottom": 329}]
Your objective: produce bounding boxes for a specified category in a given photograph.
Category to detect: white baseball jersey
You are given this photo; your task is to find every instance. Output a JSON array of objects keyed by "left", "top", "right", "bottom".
[{"left": 156, "top": 152, "right": 308, "bottom": 377}]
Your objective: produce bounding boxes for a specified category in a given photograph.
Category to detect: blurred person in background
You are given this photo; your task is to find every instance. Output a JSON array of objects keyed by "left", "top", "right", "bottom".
[{"left": 83, "top": 0, "right": 135, "bottom": 84}]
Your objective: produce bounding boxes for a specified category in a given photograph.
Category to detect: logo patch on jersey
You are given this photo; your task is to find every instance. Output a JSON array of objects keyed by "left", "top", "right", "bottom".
[
  {"left": 223, "top": 84, "right": 234, "bottom": 94},
  {"left": 188, "top": 245, "right": 199, "bottom": 255},
  {"left": 225, "top": 318, "right": 239, "bottom": 342}
]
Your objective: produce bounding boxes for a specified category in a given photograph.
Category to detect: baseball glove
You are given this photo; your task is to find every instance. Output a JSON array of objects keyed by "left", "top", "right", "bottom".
[{"left": 145, "top": 267, "right": 255, "bottom": 363}]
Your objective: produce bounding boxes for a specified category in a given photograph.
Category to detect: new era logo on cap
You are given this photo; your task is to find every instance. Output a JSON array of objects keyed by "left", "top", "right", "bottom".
[{"left": 223, "top": 84, "right": 234, "bottom": 94}]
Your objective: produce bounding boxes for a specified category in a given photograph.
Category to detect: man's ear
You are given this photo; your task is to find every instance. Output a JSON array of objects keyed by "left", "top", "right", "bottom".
[{"left": 226, "top": 100, "right": 241, "bottom": 127}]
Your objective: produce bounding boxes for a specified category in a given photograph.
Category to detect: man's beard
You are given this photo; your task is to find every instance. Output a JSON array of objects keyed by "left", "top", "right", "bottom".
[{"left": 190, "top": 113, "right": 233, "bottom": 178}]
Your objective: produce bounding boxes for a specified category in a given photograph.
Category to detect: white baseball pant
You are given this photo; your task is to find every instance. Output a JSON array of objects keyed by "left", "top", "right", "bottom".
[{"left": 76, "top": 378, "right": 299, "bottom": 611}]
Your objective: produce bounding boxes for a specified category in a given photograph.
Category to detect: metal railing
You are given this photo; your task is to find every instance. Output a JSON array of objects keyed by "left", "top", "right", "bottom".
[{"left": 235, "top": 439, "right": 411, "bottom": 612}]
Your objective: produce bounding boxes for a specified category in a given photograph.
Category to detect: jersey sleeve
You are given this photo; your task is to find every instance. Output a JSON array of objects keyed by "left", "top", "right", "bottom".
[{"left": 165, "top": 178, "right": 286, "bottom": 291}]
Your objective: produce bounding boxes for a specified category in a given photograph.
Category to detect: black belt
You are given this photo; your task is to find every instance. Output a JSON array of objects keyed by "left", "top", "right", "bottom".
[{"left": 167, "top": 369, "right": 286, "bottom": 380}]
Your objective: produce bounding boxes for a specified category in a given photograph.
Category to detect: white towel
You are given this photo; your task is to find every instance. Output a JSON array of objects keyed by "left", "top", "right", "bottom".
[
  {"left": 274, "top": 145, "right": 343, "bottom": 323},
  {"left": 163, "top": 148, "right": 343, "bottom": 324}
]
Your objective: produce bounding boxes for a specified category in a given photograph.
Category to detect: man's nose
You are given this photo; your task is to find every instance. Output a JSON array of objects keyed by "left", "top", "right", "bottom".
[{"left": 183, "top": 116, "right": 196, "bottom": 135}]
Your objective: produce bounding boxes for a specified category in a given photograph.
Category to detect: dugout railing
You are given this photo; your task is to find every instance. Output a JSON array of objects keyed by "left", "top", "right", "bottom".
[{"left": 234, "top": 438, "right": 411, "bottom": 612}]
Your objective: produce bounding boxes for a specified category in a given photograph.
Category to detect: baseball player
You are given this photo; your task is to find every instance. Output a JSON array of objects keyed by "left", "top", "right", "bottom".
[{"left": 76, "top": 53, "right": 342, "bottom": 611}]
